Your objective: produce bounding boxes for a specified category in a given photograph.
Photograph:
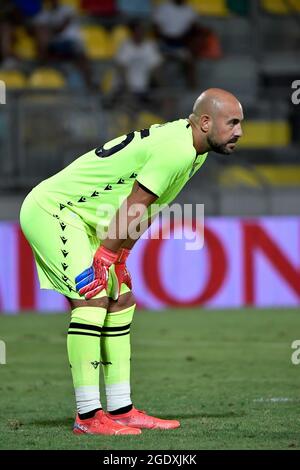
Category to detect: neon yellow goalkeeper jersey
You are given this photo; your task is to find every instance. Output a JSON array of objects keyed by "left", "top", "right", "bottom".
[{"left": 31, "top": 119, "right": 208, "bottom": 237}]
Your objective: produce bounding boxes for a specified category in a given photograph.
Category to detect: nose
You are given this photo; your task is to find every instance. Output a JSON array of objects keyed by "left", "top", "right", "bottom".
[{"left": 235, "top": 123, "right": 243, "bottom": 138}]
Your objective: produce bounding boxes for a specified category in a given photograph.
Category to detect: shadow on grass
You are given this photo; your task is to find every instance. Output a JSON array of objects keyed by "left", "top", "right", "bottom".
[
  {"left": 27, "top": 417, "right": 74, "bottom": 428},
  {"left": 27, "top": 411, "right": 245, "bottom": 429},
  {"left": 172, "top": 412, "right": 246, "bottom": 419}
]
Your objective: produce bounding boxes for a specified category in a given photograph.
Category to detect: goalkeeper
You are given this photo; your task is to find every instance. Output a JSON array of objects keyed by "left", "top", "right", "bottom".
[{"left": 20, "top": 88, "right": 243, "bottom": 435}]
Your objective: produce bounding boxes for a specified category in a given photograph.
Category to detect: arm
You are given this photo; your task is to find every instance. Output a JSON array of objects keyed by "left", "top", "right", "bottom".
[
  {"left": 120, "top": 212, "right": 157, "bottom": 250},
  {"left": 75, "top": 182, "right": 157, "bottom": 299},
  {"left": 102, "top": 181, "right": 158, "bottom": 253}
]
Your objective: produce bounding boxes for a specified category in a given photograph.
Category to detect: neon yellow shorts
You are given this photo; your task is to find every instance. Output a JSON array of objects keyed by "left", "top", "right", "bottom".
[{"left": 19, "top": 191, "right": 129, "bottom": 300}]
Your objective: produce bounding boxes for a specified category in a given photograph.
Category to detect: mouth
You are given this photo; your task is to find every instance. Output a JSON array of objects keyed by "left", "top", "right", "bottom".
[{"left": 226, "top": 139, "right": 239, "bottom": 149}]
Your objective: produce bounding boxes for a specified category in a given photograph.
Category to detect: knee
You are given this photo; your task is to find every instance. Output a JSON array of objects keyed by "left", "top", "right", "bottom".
[
  {"left": 68, "top": 296, "right": 109, "bottom": 311},
  {"left": 108, "top": 291, "right": 136, "bottom": 313}
]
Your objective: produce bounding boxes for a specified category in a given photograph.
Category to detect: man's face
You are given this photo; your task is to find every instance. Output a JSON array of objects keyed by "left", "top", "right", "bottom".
[{"left": 207, "top": 104, "right": 244, "bottom": 155}]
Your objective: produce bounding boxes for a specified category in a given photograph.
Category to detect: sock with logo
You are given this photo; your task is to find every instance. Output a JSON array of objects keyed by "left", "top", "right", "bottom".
[
  {"left": 67, "top": 306, "right": 106, "bottom": 416},
  {"left": 100, "top": 304, "right": 135, "bottom": 413}
]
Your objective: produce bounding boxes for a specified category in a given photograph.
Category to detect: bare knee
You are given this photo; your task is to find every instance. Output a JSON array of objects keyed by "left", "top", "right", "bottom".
[
  {"left": 67, "top": 296, "right": 109, "bottom": 311},
  {"left": 108, "top": 291, "right": 136, "bottom": 313}
]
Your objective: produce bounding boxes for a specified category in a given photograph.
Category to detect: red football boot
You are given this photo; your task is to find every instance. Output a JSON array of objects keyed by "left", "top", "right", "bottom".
[
  {"left": 73, "top": 409, "right": 141, "bottom": 435},
  {"left": 108, "top": 407, "right": 180, "bottom": 430}
]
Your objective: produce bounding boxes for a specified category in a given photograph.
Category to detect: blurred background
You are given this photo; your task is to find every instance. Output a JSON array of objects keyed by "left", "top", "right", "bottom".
[{"left": 0, "top": 0, "right": 300, "bottom": 312}]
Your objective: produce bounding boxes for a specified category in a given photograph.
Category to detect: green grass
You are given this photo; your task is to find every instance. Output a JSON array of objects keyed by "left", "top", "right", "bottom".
[{"left": 0, "top": 308, "right": 300, "bottom": 450}]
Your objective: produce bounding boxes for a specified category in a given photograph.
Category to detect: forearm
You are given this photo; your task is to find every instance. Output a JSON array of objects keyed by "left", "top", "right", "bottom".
[
  {"left": 101, "top": 182, "right": 157, "bottom": 253},
  {"left": 119, "top": 215, "right": 156, "bottom": 250},
  {"left": 101, "top": 207, "right": 146, "bottom": 252}
]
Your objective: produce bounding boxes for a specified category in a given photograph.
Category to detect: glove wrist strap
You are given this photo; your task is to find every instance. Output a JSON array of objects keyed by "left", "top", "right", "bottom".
[
  {"left": 117, "top": 248, "right": 131, "bottom": 263},
  {"left": 98, "top": 245, "right": 119, "bottom": 266}
]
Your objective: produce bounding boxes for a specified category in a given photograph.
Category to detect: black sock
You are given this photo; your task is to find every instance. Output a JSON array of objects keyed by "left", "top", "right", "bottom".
[
  {"left": 109, "top": 404, "right": 133, "bottom": 415},
  {"left": 79, "top": 408, "right": 102, "bottom": 420}
]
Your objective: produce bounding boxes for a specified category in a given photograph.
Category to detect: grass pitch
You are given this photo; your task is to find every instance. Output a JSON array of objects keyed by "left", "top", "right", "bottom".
[{"left": 0, "top": 308, "right": 300, "bottom": 450}]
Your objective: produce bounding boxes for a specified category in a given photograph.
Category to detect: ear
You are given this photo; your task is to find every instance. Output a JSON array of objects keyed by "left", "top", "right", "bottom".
[{"left": 200, "top": 114, "right": 210, "bottom": 133}]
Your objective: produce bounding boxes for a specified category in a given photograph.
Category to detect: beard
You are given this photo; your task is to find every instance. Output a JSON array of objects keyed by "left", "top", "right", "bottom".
[{"left": 207, "top": 135, "right": 237, "bottom": 155}]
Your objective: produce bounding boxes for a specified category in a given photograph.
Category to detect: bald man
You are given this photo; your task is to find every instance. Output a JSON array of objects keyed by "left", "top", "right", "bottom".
[{"left": 20, "top": 88, "right": 243, "bottom": 436}]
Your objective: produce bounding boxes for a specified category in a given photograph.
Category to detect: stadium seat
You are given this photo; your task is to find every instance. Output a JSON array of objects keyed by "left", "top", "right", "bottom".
[
  {"left": 0, "top": 70, "right": 27, "bottom": 88},
  {"left": 110, "top": 25, "right": 130, "bottom": 53},
  {"left": 136, "top": 111, "right": 164, "bottom": 130},
  {"left": 81, "top": 25, "right": 113, "bottom": 59},
  {"left": 254, "top": 165, "right": 300, "bottom": 185},
  {"left": 61, "top": 0, "right": 81, "bottom": 10},
  {"left": 238, "top": 121, "right": 291, "bottom": 148},
  {"left": 81, "top": 0, "right": 116, "bottom": 15},
  {"left": 100, "top": 67, "right": 116, "bottom": 94},
  {"left": 262, "top": 0, "right": 300, "bottom": 14},
  {"left": 188, "top": 0, "right": 229, "bottom": 15},
  {"left": 219, "top": 164, "right": 300, "bottom": 188},
  {"left": 13, "top": 28, "right": 37, "bottom": 60},
  {"left": 219, "top": 166, "right": 263, "bottom": 187},
  {"left": 28, "top": 68, "right": 66, "bottom": 89}
]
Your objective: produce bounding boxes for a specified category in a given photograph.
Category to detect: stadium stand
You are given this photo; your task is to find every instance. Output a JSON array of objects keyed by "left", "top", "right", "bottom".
[
  {"left": 188, "top": 0, "right": 229, "bottom": 15},
  {"left": 0, "top": 0, "right": 299, "bottom": 201},
  {"left": 81, "top": 25, "right": 114, "bottom": 59},
  {"left": 0, "top": 69, "right": 27, "bottom": 88},
  {"left": 28, "top": 68, "right": 66, "bottom": 88},
  {"left": 13, "top": 27, "right": 37, "bottom": 60},
  {"left": 262, "top": 0, "right": 300, "bottom": 14}
]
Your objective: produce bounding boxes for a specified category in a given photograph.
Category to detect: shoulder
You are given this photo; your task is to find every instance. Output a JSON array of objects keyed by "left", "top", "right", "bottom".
[{"left": 148, "top": 121, "right": 196, "bottom": 166}]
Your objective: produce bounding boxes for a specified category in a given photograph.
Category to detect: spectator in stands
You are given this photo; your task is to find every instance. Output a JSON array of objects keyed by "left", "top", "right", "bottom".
[
  {"left": 33, "top": 0, "right": 93, "bottom": 88},
  {"left": 0, "top": 0, "right": 42, "bottom": 67},
  {"left": 153, "top": 0, "right": 198, "bottom": 88},
  {"left": 117, "top": 0, "right": 152, "bottom": 19},
  {"left": 113, "top": 21, "right": 163, "bottom": 104},
  {"left": 81, "top": 0, "right": 117, "bottom": 17}
]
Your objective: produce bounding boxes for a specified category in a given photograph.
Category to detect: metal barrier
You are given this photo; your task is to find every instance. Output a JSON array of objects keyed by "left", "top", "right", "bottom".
[
  {"left": 1, "top": 89, "right": 298, "bottom": 217},
  {"left": 0, "top": 90, "right": 109, "bottom": 188}
]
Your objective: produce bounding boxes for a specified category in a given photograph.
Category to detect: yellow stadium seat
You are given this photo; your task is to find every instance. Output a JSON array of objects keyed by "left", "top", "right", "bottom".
[
  {"left": 219, "top": 166, "right": 262, "bottom": 188},
  {"left": 13, "top": 28, "right": 37, "bottom": 60},
  {"left": 110, "top": 25, "right": 131, "bottom": 54},
  {"left": 189, "top": 0, "right": 229, "bottom": 15},
  {"left": 136, "top": 111, "right": 164, "bottom": 130},
  {"left": 262, "top": 0, "right": 300, "bottom": 14},
  {"left": 109, "top": 113, "right": 132, "bottom": 137},
  {"left": 254, "top": 165, "right": 300, "bottom": 185},
  {"left": 60, "top": 0, "right": 81, "bottom": 10},
  {"left": 100, "top": 68, "right": 115, "bottom": 94},
  {"left": 219, "top": 165, "right": 300, "bottom": 188},
  {"left": 0, "top": 70, "right": 27, "bottom": 88},
  {"left": 28, "top": 68, "right": 66, "bottom": 88},
  {"left": 81, "top": 25, "right": 113, "bottom": 59},
  {"left": 238, "top": 121, "right": 291, "bottom": 148}
]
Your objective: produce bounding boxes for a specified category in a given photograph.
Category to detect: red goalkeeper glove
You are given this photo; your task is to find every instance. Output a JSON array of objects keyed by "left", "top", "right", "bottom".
[
  {"left": 114, "top": 248, "right": 132, "bottom": 295},
  {"left": 75, "top": 246, "right": 118, "bottom": 300}
]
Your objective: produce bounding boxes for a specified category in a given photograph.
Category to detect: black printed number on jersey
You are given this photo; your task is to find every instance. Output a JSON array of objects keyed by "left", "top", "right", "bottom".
[{"left": 95, "top": 129, "right": 150, "bottom": 158}]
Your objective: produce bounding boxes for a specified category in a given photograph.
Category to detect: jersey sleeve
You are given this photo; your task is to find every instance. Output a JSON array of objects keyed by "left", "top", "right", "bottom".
[{"left": 136, "top": 140, "right": 192, "bottom": 198}]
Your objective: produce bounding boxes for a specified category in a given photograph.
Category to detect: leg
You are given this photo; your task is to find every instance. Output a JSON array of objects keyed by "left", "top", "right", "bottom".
[
  {"left": 67, "top": 296, "right": 109, "bottom": 418},
  {"left": 19, "top": 194, "right": 140, "bottom": 434},
  {"left": 102, "top": 287, "right": 180, "bottom": 430},
  {"left": 67, "top": 289, "right": 140, "bottom": 435},
  {"left": 101, "top": 290, "right": 136, "bottom": 414}
]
